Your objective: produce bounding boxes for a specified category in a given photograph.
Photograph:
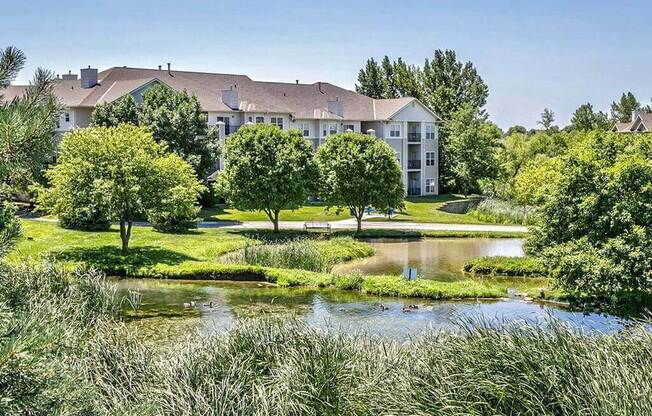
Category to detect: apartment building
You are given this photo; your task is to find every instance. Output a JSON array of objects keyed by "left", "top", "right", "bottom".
[{"left": 2, "top": 65, "right": 441, "bottom": 195}]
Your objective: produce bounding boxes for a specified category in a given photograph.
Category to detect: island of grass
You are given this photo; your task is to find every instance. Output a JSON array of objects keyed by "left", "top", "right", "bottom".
[
  {"left": 463, "top": 256, "right": 547, "bottom": 277},
  {"left": 13, "top": 220, "right": 561, "bottom": 301}
]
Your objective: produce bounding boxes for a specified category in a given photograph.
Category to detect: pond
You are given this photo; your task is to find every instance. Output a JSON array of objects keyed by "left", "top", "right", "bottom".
[
  {"left": 117, "top": 237, "right": 629, "bottom": 340},
  {"left": 332, "top": 237, "right": 524, "bottom": 280}
]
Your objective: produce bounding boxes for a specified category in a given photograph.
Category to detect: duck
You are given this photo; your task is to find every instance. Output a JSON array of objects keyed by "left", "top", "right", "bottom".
[{"left": 378, "top": 303, "right": 389, "bottom": 311}]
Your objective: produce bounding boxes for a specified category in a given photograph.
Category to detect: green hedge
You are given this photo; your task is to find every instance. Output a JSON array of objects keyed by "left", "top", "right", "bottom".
[{"left": 463, "top": 256, "right": 547, "bottom": 277}]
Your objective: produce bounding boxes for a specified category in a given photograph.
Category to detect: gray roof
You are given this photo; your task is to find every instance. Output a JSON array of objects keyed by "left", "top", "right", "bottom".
[
  {"left": 2, "top": 66, "right": 433, "bottom": 121},
  {"left": 613, "top": 112, "right": 652, "bottom": 132}
]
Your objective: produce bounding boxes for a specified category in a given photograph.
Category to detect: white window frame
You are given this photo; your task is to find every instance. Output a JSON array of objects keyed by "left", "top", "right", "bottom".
[
  {"left": 270, "top": 117, "right": 283, "bottom": 129},
  {"left": 425, "top": 151, "right": 436, "bottom": 167},
  {"left": 344, "top": 124, "right": 355, "bottom": 132},
  {"left": 255, "top": 116, "right": 265, "bottom": 124},
  {"left": 425, "top": 124, "right": 436, "bottom": 140},
  {"left": 389, "top": 123, "right": 401, "bottom": 138},
  {"left": 296, "top": 122, "right": 310, "bottom": 137},
  {"left": 425, "top": 178, "right": 436, "bottom": 193},
  {"left": 64, "top": 112, "right": 70, "bottom": 123},
  {"left": 323, "top": 122, "right": 337, "bottom": 137}
]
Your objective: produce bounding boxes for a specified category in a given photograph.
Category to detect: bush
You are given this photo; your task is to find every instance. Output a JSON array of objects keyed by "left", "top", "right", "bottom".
[
  {"left": 463, "top": 256, "right": 546, "bottom": 277},
  {"left": 469, "top": 198, "right": 535, "bottom": 225}
]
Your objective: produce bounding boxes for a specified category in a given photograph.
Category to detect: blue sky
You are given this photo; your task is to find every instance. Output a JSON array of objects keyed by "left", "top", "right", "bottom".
[{"left": 3, "top": 0, "right": 651, "bottom": 129}]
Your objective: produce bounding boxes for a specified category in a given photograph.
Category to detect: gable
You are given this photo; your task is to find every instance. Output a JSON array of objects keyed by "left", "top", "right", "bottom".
[{"left": 388, "top": 99, "right": 440, "bottom": 122}]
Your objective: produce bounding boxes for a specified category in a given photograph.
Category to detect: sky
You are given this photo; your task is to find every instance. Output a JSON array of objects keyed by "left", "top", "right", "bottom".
[{"left": 3, "top": 0, "right": 652, "bottom": 129}]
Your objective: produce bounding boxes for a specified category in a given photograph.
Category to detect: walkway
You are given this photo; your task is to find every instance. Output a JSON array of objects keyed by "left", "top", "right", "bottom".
[{"left": 20, "top": 215, "right": 528, "bottom": 233}]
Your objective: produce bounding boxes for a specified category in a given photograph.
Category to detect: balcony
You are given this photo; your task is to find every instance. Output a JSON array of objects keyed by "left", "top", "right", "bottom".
[
  {"left": 407, "top": 187, "right": 421, "bottom": 196},
  {"left": 407, "top": 132, "right": 422, "bottom": 142},
  {"left": 407, "top": 160, "right": 421, "bottom": 169}
]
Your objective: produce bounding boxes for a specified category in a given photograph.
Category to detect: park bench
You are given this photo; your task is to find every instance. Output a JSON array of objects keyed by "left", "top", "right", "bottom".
[{"left": 303, "top": 221, "right": 331, "bottom": 233}]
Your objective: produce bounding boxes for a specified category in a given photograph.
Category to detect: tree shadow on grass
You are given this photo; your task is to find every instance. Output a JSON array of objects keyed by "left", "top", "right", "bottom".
[{"left": 56, "top": 245, "right": 198, "bottom": 276}]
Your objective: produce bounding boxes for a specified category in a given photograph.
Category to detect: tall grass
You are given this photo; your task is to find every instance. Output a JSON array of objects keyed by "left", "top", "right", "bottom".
[
  {"left": 470, "top": 198, "right": 536, "bottom": 225},
  {"left": 221, "top": 237, "right": 373, "bottom": 272},
  {"left": 3, "top": 262, "right": 652, "bottom": 414},
  {"left": 83, "top": 317, "right": 652, "bottom": 415}
]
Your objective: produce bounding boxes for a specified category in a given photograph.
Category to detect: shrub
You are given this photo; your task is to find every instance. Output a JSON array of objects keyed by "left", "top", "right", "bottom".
[{"left": 463, "top": 256, "right": 546, "bottom": 277}]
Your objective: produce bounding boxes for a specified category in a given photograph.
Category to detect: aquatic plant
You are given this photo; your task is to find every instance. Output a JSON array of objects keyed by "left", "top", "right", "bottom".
[{"left": 221, "top": 237, "right": 373, "bottom": 272}]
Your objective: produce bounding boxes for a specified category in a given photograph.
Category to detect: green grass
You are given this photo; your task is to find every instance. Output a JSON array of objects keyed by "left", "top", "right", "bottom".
[
  {"left": 5, "top": 264, "right": 650, "bottom": 415},
  {"left": 221, "top": 237, "right": 374, "bottom": 272},
  {"left": 12, "top": 220, "right": 553, "bottom": 301},
  {"left": 200, "top": 202, "right": 351, "bottom": 222},
  {"left": 464, "top": 256, "right": 547, "bottom": 277},
  {"left": 468, "top": 198, "right": 536, "bottom": 225},
  {"left": 368, "top": 194, "right": 502, "bottom": 224}
]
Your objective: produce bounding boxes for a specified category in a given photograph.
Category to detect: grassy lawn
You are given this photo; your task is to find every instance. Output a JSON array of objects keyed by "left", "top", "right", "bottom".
[
  {"left": 201, "top": 194, "right": 501, "bottom": 225},
  {"left": 370, "top": 194, "right": 494, "bottom": 224},
  {"left": 200, "top": 203, "right": 351, "bottom": 222},
  {"left": 12, "top": 220, "right": 557, "bottom": 301}
]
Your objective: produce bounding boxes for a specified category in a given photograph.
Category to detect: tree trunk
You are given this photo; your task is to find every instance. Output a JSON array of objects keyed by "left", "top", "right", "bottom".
[
  {"left": 356, "top": 208, "right": 364, "bottom": 233},
  {"left": 273, "top": 211, "right": 280, "bottom": 233},
  {"left": 120, "top": 220, "right": 132, "bottom": 253}
]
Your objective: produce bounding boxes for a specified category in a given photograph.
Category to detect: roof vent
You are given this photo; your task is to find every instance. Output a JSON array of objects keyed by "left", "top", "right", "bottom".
[
  {"left": 221, "top": 88, "right": 239, "bottom": 110},
  {"left": 80, "top": 66, "right": 98, "bottom": 88},
  {"left": 62, "top": 70, "right": 78, "bottom": 81},
  {"left": 327, "top": 97, "right": 344, "bottom": 118}
]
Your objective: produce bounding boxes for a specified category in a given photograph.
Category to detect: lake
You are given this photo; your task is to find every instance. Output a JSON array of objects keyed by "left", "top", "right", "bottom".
[{"left": 117, "top": 238, "right": 627, "bottom": 341}]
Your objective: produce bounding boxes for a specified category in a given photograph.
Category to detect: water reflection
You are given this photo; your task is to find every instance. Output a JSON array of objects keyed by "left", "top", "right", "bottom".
[
  {"left": 116, "top": 279, "right": 626, "bottom": 342},
  {"left": 332, "top": 238, "right": 524, "bottom": 281}
]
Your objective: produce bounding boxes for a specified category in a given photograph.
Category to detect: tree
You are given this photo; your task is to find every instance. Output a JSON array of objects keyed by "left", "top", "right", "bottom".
[
  {"left": 90, "top": 94, "right": 138, "bottom": 127},
  {"left": 610, "top": 92, "right": 640, "bottom": 123},
  {"left": 538, "top": 108, "right": 556, "bottom": 132},
  {"left": 445, "top": 105, "right": 501, "bottom": 195},
  {"left": 0, "top": 46, "right": 63, "bottom": 194},
  {"left": 505, "top": 125, "right": 527, "bottom": 136},
  {"left": 527, "top": 131, "right": 652, "bottom": 305},
  {"left": 355, "top": 58, "right": 385, "bottom": 99},
  {"left": 139, "top": 83, "right": 219, "bottom": 178},
  {"left": 41, "top": 125, "right": 203, "bottom": 252},
  {"left": 571, "top": 103, "right": 611, "bottom": 131},
  {"left": 380, "top": 56, "right": 399, "bottom": 98},
  {"left": 218, "top": 124, "right": 318, "bottom": 232},
  {"left": 315, "top": 132, "right": 404, "bottom": 232}
]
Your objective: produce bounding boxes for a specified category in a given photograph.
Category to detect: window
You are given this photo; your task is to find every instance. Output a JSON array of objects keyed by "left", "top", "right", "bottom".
[
  {"left": 425, "top": 124, "right": 436, "bottom": 140},
  {"left": 296, "top": 122, "right": 310, "bottom": 137},
  {"left": 425, "top": 151, "right": 436, "bottom": 167},
  {"left": 270, "top": 117, "right": 283, "bottom": 129},
  {"left": 323, "top": 123, "right": 337, "bottom": 137},
  {"left": 64, "top": 112, "right": 70, "bottom": 122},
  {"left": 248, "top": 116, "right": 253, "bottom": 123},
  {"left": 425, "top": 178, "right": 436, "bottom": 193},
  {"left": 344, "top": 124, "right": 355, "bottom": 132},
  {"left": 389, "top": 123, "right": 401, "bottom": 138},
  {"left": 216, "top": 116, "right": 231, "bottom": 135},
  {"left": 255, "top": 116, "right": 264, "bottom": 124}
]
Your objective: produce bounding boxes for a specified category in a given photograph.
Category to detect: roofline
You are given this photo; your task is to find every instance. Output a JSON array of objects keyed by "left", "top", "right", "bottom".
[
  {"left": 105, "top": 66, "right": 253, "bottom": 80},
  {"left": 379, "top": 97, "right": 442, "bottom": 122}
]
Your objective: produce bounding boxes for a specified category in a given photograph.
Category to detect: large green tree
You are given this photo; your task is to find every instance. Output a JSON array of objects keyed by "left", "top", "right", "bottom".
[
  {"left": 218, "top": 124, "right": 318, "bottom": 232},
  {"left": 570, "top": 103, "right": 610, "bottom": 131},
  {"left": 355, "top": 58, "right": 385, "bottom": 99},
  {"left": 445, "top": 104, "right": 501, "bottom": 194},
  {"left": 538, "top": 108, "right": 557, "bottom": 132},
  {"left": 527, "top": 131, "right": 652, "bottom": 305},
  {"left": 41, "top": 125, "right": 203, "bottom": 252},
  {"left": 610, "top": 92, "right": 640, "bottom": 123},
  {"left": 90, "top": 94, "right": 138, "bottom": 127},
  {"left": 315, "top": 132, "right": 404, "bottom": 232},
  {"left": 119, "top": 83, "right": 220, "bottom": 178}
]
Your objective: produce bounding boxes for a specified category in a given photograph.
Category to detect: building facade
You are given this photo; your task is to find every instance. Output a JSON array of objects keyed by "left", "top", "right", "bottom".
[
  {"left": 3, "top": 65, "right": 441, "bottom": 195},
  {"left": 612, "top": 110, "right": 652, "bottom": 133}
]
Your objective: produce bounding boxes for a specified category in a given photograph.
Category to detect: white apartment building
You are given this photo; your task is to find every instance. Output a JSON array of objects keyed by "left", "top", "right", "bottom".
[{"left": 3, "top": 65, "right": 441, "bottom": 196}]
